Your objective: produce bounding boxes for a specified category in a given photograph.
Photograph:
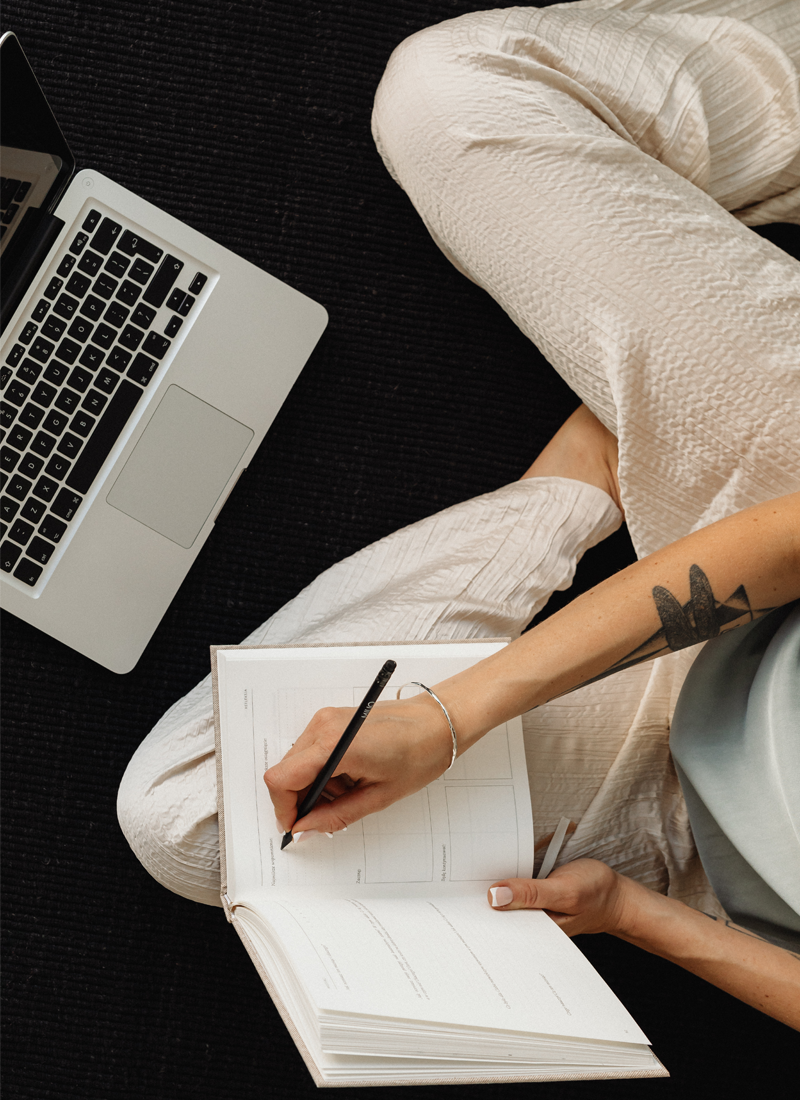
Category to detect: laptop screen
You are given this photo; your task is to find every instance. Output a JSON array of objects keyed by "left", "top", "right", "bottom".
[{"left": 1, "top": 32, "right": 75, "bottom": 315}]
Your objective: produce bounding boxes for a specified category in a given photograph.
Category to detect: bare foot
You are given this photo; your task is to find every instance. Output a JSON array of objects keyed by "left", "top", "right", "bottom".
[{"left": 521, "top": 405, "right": 623, "bottom": 515}]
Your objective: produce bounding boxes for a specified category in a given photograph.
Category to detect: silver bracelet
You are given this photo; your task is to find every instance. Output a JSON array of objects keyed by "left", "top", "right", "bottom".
[{"left": 397, "top": 681, "right": 458, "bottom": 771}]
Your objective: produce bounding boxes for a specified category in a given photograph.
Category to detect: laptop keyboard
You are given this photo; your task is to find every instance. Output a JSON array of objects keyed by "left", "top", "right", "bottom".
[
  {"left": 1, "top": 206, "right": 210, "bottom": 590},
  {"left": 1, "top": 176, "right": 32, "bottom": 239}
]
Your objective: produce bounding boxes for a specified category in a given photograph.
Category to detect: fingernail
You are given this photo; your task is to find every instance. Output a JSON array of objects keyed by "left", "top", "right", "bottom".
[
  {"left": 490, "top": 886, "right": 513, "bottom": 907},
  {"left": 293, "top": 831, "right": 316, "bottom": 844},
  {"left": 276, "top": 817, "right": 287, "bottom": 835},
  {"left": 325, "top": 832, "right": 334, "bottom": 839}
]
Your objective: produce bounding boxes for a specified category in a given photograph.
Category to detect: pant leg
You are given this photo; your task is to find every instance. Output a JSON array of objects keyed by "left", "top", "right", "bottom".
[
  {"left": 117, "top": 478, "right": 621, "bottom": 905},
  {"left": 371, "top": 2, "right": 800, "bottom": 559}
]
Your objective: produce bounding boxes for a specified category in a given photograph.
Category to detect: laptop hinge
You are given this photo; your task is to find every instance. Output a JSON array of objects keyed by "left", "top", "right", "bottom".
[{"left": 1, "top": 210, "right": 64, "bottom": 333}]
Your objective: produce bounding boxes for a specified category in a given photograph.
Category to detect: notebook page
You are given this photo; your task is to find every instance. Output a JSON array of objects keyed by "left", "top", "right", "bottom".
[{"left": 217, "top": 644, "right": 533, "bottom": 900}]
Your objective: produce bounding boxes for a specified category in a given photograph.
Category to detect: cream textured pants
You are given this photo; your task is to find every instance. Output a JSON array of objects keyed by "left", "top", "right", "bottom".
[{"left": 118, "top": 0, "right": 800, "bottom": 909}]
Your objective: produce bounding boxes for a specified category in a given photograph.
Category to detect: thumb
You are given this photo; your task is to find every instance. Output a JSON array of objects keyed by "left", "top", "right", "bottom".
[{"left": 487, "top": 876, "right": 572, "bottom": 912}]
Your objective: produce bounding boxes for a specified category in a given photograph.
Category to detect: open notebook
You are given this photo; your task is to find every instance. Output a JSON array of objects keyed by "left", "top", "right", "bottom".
[{"left": 212, "top": 640, "right": 668, "bottom": 1087}]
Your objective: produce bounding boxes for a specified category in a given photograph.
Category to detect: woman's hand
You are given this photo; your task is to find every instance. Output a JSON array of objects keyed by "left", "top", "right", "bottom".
[
  {"left": 263, "top": 694, "right": 455, "bottom": 836},
  {"left": 487, "top": 858, "right": 631, "bottom": 936}
]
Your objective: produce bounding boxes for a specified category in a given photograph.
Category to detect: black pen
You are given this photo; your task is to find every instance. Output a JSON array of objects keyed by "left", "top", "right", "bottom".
[{"left": 281, "top": 658, "right": 397, "bottom": 850}]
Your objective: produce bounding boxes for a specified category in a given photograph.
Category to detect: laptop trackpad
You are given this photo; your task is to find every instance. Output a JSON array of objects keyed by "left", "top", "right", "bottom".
[{"left": 106, "top": 385, "right": 253, "bottom": 548}]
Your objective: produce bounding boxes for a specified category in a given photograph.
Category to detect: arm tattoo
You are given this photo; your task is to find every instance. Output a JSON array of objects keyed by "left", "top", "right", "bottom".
[{"left": 701, "top": 912, "right": 800, "bottom": 962}]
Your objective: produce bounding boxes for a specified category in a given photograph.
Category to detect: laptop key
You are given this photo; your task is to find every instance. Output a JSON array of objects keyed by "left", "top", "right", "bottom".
[
  {"left": 9, "top": 518, "right": 34, "bottom": 545},
  {"left": 17, "top": 360, "right": 43, "bottom": 385},
  {"left": 1, "top": 496, "right": 19, "bottom": 521},
  {"left": 6, "top": 381, "right": 30, "bottom": 407},
  {"left": 1, "top": 447, "right": 19, "bottom": 472},
  {"left": 66, "top": 380, "right": 143, "bottom": 495},
  {"left": 0, "top": 541, "right": 22, "bottom": 573},
  {"left": 104, "top": 302, "right": 129, "bottom": 328},
  {"left": 66, "top": 272, "right": 91, "bottom": 297},
  {"left": 79, "top": 345, "right": 104, "bottom": 371},
  {"left": 7, "top": 344, "right": 25, "bottom": 367},
  {"left": 50, "top": 487, "right": 82, "bottom": 521},
  {"left": 69, "top": 232, "right": 89, "bottom": 255},
  {"left": 19, "top": 403, "right": 44, "bottom": 429},
  {"left": 42, "top": 315, "right": 67, "bottom": 341},
  {"left": 32, "top": 299, "right": 50, "bottom": 322},
  {"left": 67, "top": 317, "right": 93, "bottom": 344},
  {"left": 93, "top": 273, "right": 118, "bottom": 300},
  {"left": 131, "top": 304, "right": 156, "bottom": 329},
  {"left": 31, "top": 382, "right": 56, "bottom": 408},
  {"left": 94, "top": 369, "right": 118, "bottom": 394},
  {"left": 166, "top": 289, "right": 185, "bottom": 312},
  {"left": 29, "top": 337, "right": 55, "bottom": 364},
  {"left": 42, "top": 410, "right": 69, "bottom": 436},
  {"left": 31, "top": 431, "right": 57, "bottom": 458},
  {"left": 0, "top": 366, "right": 10, "bottom": 388},
  {"left": 66, "top": 367, "right": 92, "bottom": 394},
  {"left": 26, "top": 535, "right": 55, "bottom": 565},
  {"left": 188, "top": 272, "right": 207, "bottom": 295},
  {"left": 79, "top": 294, "right": 106, "bottom": 322},
  {"left": 143, "top": 255, "right": 183, "bottom": 307},
  {"left": 20, "top": 321, "right": 38, "bottom": 344},
  {"left": 8, "top": 473, "right": 32, "bottom": 501},
  {"left": 44, "top": 454, "right": 70, "bottom": 481},
  {"left": 32, "top": 475, "right": 58, "bottom": 502},
  {"left": 178, "top": 294, "right": 195, "bottom": 317},
  {"left": 92, "top": 322, "right": 116, "bottom": 350},
  {"left": 19, "top": 454, "right": 44, "bottom": 480},
  {"left": 91, "top": 218, "right": 122, "bottom": 256},
  {"left": 53, "top": 292, "right": 79, "bottom": 320},
  {"left": 8, "top": 425, "right": 33, "bottom": 450},
  {"left": 116, "top": 280, "right": 141, "bottom": 307},
  {"left": 77, "top": 249, "right": 103, "bottom": 277},
  {"left": 127, "top": 352, "right": 158, "bottom": 387},
  {"left": 104, "top": 252, "right": 129, "bottom": 279},
  {"left": 39, "top": 514, "right": 67, "bottom": 543},
  {"left": 129, "top": 258, "right": 154, "bottom": 285},
  {"left": 54, "top": 388, "right": 81, "bottom": 414},
  {"left": 82, "top": 209, "right": 102, "bottom": 232},
  {"left": 44, "top": 277, "right": 64, "bottom": 300},
  {"left": 118, "top": 231, "right": 163, "bottom": 264},
  {"left": 44, "top": 360, "right": 71, "bottom": 387},
  {"left": 13, "top": 557, "right": 43, "bottom": 586},
  {"left": 70, "top": 411, "right": 96, "bottom": 437},
  {"left": 164, "top": 315, "right": 182, "bottom": 338},
  {"left": 81, "top": 390, "right": 106, "bottom": 416},
  {"left": 56, "top": 255, "right": 75, "bottom": 277},
  {"left": 119, "top": 325, "right": 144, "bottom": 351},
  {"left": 106, "top": 348, "right": 132, "bottom": 373},
  {"left": 142, "top": 332, "right": 170, "bottom": 360},
  {"left": 56, "top": 433, "right": 83, "bottom": 460},
  {"left": 21, "top": 496, "right": 47, "bottom": 523}
]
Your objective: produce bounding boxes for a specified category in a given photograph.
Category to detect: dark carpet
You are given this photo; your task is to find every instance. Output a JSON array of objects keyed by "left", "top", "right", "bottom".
[{"left": 2, "top": 2, "right": 797, "bottom": 1097}]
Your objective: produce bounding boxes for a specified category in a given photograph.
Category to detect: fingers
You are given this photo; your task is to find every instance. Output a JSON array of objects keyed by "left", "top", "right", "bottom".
[{"left": 486, "top": 860, "right": 626, "bottom": 937}]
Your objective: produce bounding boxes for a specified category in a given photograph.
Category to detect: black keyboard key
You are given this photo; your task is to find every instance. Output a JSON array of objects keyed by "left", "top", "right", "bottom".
[
  {"left": 67, "top": 317, "right": 94, "bottom": 344},
  {"left": 44, "top": 277, "right": 63, "bottom": 300},
  {"left": 8, "top": 473, "right": 32, "bottom": 500},
  {"left": 20, "top": 321, "right": 37, "bottom": 344},
  {"left": 106, "top": 348, "right": 132, "bottom": 373},
  {"left": 118, "top": 231, "right": 163, "bottom": 263},
  {"left": 0, "top": 540, "right": 22, "bottom": 573},
  {"left": 79, "top": 345, "right": 105, "bottom": 371},
  {"left": 9, "top": 518, "right": 34, "bottom": 545},
  {"left": 21, "top": 496, "right": 47, "bottom": 523},
  {"left": 166, "top": 289, "right": 185, "bottom": 312},
  {"left": 131, "top": 304, "right": 156, "bottom": 330},
  {"left": 142, "top": 333, "right": 171, "bottom": 360},
  {"left": 69, "top": 232, "right": 89, "bottom": 255},
  {"left": 19, "top": 403, "right": 44, "bottom": 430},
  {"left": 42, "top": 410, "right": 69, "bottom": 436},
  {"left": 92, "top": 323, "right": 116, "bottom": 350},
  {"left": 119, "top": 324, "right": 144, "bottom": 351},
  {"left": 66, "top": 379, "right": 143, "bottom": 495},
  {"left": 1, "top": 447, "right": 19, "bottom": 472},
  {"left": 0, "top": 366, "right": 10, "bottom": 388},
  {"left": 8, "top": 425, "right": 32, "bottom": 450},
  {"left": 39, "top": 514, "right": 67, "bottom": 543},
  {"left": 104, "top": 301, "right": 129, "bottom": 328},
  {"left": 104, "top": 251, "right": 129, "bottom": 279},
  {"left": 54, "top": 388, "right": 81, "bottom": 414},
  {"left": 79, "top": 294, "right": 106, "bottom": 322},
  {"left": 29, "top": 337, "right": 55, "bottom": 364},
  {"left": 32, "top": 299, "right": 50, "bottom": 322},
  {"left": 91, "top": 217, "right": 122, "bottom": 255},
  {"left": 180, "top": 290, "right": 194, "bottom": 314},
  {"left": 30, "top": 431, "right": 57, "bottom": 458},
  {"left": 56, "top": 433, "right": 83, "bottom": 460},
  {"left": 82, "top": 209, "right": 102, "bottom": 232},
  {"left": 1, "top": 496, "right": 19, "bottom": 521},
  {"left": 70, "top": 410, "right": 96, "bottom": 437},
  {"left": 31, "top": 382, "right": 56, "bottom": 408},
  {"left": 66, "top": 367, "right": 92, "bottom": 394},
  {"left": 44, "top": 454, "right": 71, "bottom": 481},
  {"left": 56, "top": 254, "right": 76, "bottom": 277},
  {"left": 42, "top": 315, "right": 67, "bottom": 341},
  {"left": 164, "top": 315, "right": 182, "bottom": 338},
  {"left": 13, "top": 557, "right": 43, "bottom": 586},
  {"left": 81, "top": 390, "right": 106, "bottom": 417},
  {"left": 53, "top": 293, "right": 79, "bottom": 320},
  {"left": 44, "top": 360, "right": 70, "bottom": 387},
  {"left": 188, "top": 272, "right": 207, "bottom": 295},
  {"left": 94, "top": 369, "right": 118, "bottom": 394},
  {"left": 93, "top": 273, "right": 118, "bottom": 300},
  {"left": 143, "top": 255, "right": 183, "bottom": 308},
  {"left": 66, "top": 271, "right": 91, "bottom": 297},
  {"left": 17, "top": 360, "right": 42, "bottom": 385},
  {"left": 129, "top": 258, "right": 154, "bottom": 285},
  {"left": 7, "top": 343, "right": 25, "bottom": 367},
  {"left": 26, "top": 535, "right": 55, "bottom": 565},
  {"left": 6, "top": 380, "right": 30, "bottom": 407},
  {"left": 19, "top": 454, "right": 44, "bottom": 480},
  {"left": 51, "top": 486, "right": 83, "bottom": 521},
  {"left": 0, "top": 178, "right": 20, "bottom": 207},
  {"left": 126, "top": 353, "right": 158, "bottom": 387},
  {"left": 116, "top": 279, "right": 141, "bottom": 307},
  {"left": 77, "top": 249, "right": 103, "bottom": 277},
  {"left": 54, "top": 338, "right": 80, "bottom": 365},
  {"left": 32, "top": 475, "right": 58, "bottom": 502}
]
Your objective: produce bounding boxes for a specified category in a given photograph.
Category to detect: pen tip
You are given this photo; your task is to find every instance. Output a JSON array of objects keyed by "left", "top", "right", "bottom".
[{"left": 280, "top": 832, "right": 293, "bottom": 850}]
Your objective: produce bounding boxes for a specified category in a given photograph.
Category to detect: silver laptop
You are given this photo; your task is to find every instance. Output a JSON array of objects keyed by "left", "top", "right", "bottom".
[{"left": 0, "top": 33, "right": 328, "bottom": 672}]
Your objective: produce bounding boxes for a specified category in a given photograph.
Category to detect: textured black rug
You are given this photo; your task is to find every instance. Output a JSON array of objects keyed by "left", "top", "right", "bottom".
[{"left": 2, "top": 2, "right": 797, "bottom": 1098}]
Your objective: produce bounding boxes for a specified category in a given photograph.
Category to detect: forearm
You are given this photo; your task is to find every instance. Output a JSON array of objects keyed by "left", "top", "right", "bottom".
[
  {"left": 612, "top": 876, "right": 800, "bottom": 1029},
  {"left": 432, "top": 493, "right": 800, "bottom": 750}
]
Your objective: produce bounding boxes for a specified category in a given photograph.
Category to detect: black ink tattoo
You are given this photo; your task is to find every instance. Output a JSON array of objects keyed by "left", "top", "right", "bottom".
[{"left": 701, "top": 912, "right": 800, "bottom": 961}]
